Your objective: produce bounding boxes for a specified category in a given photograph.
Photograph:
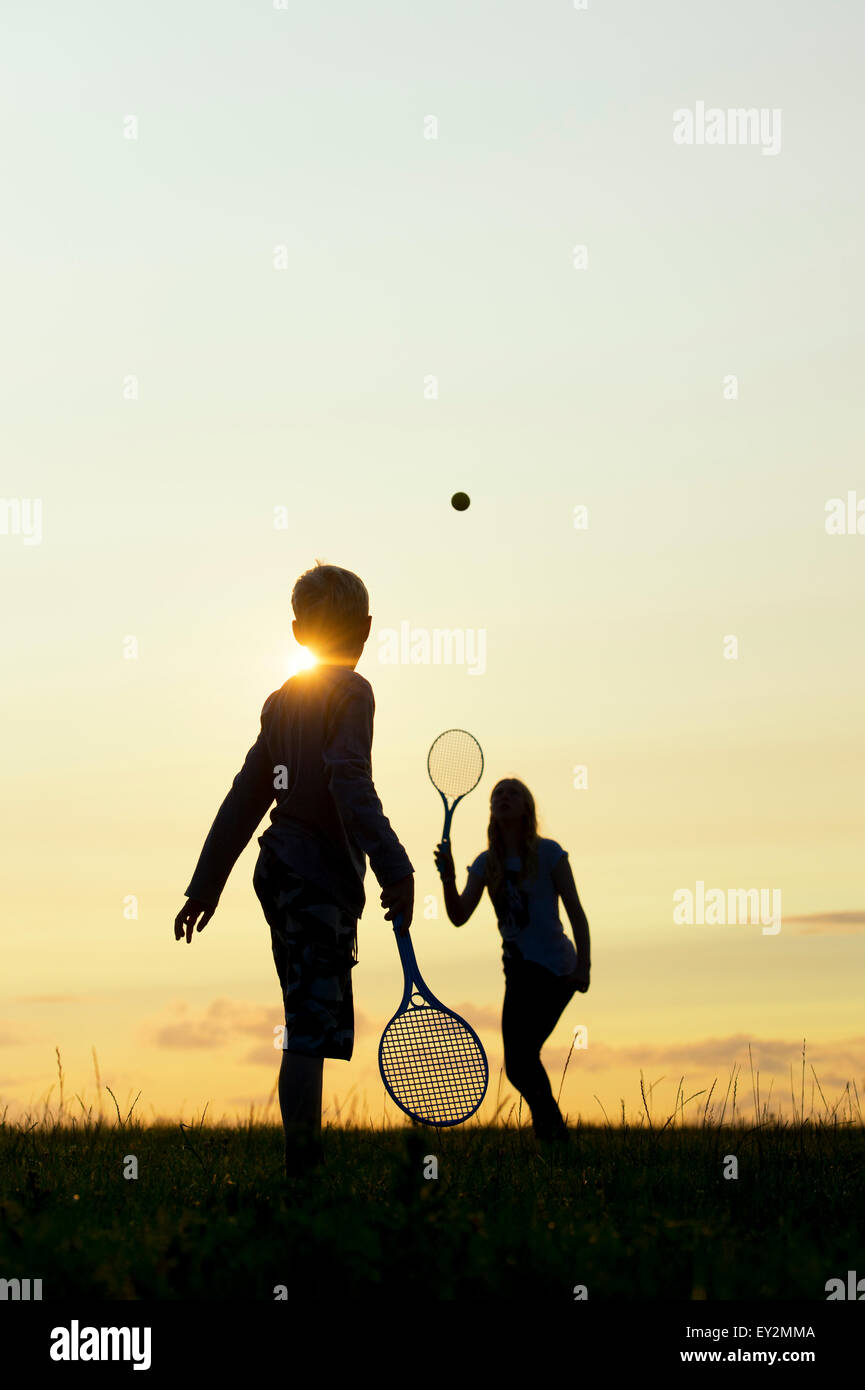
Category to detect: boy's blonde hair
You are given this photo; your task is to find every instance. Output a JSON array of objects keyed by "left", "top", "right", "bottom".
[{"left": 291, "top": 559, "right": 369, "bottom": 651}]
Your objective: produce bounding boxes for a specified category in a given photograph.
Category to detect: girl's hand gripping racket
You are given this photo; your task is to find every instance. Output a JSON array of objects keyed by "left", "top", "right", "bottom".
[{"left": 378, "top": 913, "right": 489, "bottom": 1126}]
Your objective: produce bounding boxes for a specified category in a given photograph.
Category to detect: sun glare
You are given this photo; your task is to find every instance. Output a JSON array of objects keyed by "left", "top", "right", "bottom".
[{"left": 286, "top": 646, "right": 317, "bottom": 678}]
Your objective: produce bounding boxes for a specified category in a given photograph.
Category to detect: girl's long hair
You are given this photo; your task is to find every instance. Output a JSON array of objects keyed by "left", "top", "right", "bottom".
[{"left": 486, "top": 779, "right": 539, "bottom": 899}]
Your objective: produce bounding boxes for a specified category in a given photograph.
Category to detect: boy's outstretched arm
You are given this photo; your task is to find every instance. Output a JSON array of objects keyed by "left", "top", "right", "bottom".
[
  {"left": 174, "top": 693, "right": 278, "bottom": 944},
  {"left": 323, "top": 681, "right": 414, "bottom": 932}
]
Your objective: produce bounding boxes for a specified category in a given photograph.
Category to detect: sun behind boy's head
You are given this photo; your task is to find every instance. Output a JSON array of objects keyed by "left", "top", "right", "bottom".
[{"left": 291, "top": 560, "right": 371, "bottom": 665}]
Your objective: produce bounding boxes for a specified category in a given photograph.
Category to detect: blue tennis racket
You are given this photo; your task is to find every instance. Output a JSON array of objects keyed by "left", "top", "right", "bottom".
[
  {"left": 378, "top": 914, "right": 488, "bottom": 1126},
  {"left": 428, "top": 728, "right": 484, "bottom": 847}
]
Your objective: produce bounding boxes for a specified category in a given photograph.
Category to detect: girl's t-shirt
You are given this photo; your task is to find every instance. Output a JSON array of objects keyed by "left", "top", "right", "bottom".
[{"left": 466, "top": 837, "right": 578, "bottom": 977}]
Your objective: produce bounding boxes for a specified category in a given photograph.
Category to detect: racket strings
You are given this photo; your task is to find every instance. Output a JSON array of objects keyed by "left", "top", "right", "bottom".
[
  {"left": 427, "top": 730, "right": 484, "bottom": 800},
  {"left": 380, "top": 1003, "right": 487, "bottom": 1125}
]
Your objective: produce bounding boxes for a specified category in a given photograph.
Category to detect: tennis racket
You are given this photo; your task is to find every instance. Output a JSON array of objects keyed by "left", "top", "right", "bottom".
[
  {"left": 378, "top": 913, "right": 489, "bottom": 1126},
  {"left": 428, "top": 728, "right": 484, "bottom": 847}
]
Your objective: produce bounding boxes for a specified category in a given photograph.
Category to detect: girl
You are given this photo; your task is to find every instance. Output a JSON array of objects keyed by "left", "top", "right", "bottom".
[{"left": 434, "top": 778, "right": 591, "bottom": 1142}]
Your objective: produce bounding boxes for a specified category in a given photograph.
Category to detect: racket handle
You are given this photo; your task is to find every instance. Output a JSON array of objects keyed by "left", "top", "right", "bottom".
[
  {"left": 390, "top": 911, "right": 422, "bottom": 984},
  {"left": 391, "top": 910, "right": 414, "bottom": 943}
]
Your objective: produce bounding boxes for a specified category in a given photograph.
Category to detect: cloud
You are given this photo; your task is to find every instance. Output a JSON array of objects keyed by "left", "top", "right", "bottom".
[
  {"left": 145, "top": 998, "right": 380, "bottom": 1060},
  {"left": 451, "top": 1002, "right": 501, "bottom": 1031},
  {"left": 536, "top": 1032, "right": 865, "bottom": 1082},
  {"left": 785, "top": 911, "right": 865, "bottom": 935},
  {"left": 145, "top": 998, "right": 278, "bottom": 1050},
  {"left": 15, "top": 995, "right": 83, "bottom": 1004},
  {"left": 142, "top": 1001, "right": 865, "bottom": 1120}
]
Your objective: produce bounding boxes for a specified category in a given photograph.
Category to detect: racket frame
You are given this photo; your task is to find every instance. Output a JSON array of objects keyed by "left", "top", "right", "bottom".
[
  {"left": 378, "top": 913, "right": 489, "bottom": 1127},
  {"left": 427, "top": 728, "right": 484, "bottom": 848},
  {"left": 377, "top": 728, "right": 488, "bottom": 1126}
]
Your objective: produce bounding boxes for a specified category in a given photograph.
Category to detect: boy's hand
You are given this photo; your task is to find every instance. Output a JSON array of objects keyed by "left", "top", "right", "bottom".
[
  {"left": 174, "top": 898, "right": 214, "bottom": 944},
  {"left": 381, "top": 874, "right": 414, "bottom": 935},
  {"left": 433, "top": 841, "right": 455, "bottom": 883}
]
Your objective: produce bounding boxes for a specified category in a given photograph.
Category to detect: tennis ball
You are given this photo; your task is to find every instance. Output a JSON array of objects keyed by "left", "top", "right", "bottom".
[{"left": 451, "top": 492, "right": 470, "bottom": 511}]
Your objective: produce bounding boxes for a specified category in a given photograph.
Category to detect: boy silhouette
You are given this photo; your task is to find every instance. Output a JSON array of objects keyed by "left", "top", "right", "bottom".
[{"left": 174, "top": 561, "right": 414, "bottom": 1176}]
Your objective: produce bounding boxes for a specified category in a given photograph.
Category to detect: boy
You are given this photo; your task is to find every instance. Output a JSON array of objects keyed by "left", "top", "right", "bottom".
[{"left": 174, "top": 561, "right": 415, "bottom": 1177}]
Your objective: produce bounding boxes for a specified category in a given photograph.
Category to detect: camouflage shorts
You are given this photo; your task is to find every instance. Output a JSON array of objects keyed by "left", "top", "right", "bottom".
[{"left": 253, "top": 844, "right": 358, "bottom": 1061}]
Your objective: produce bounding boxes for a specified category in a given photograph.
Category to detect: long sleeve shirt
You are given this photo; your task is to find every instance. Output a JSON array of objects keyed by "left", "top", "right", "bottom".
[{"left": 184, "top": 664, "right": 414, "bottom": 919}]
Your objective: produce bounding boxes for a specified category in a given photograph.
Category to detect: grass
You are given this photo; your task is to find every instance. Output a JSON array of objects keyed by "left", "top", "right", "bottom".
[{"left": 0, "top": 1043, "right": 862, "bottom": 1299}]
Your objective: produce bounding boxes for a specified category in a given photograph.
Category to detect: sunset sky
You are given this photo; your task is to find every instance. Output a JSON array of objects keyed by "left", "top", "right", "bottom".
[{"left": 2, "top": 0, "right": 863, "bottom": 1131}]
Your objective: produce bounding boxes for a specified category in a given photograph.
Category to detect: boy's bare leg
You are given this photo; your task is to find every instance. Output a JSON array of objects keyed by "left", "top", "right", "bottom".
[{"left": 279, "top": 1050, "right": 324, "bottom": 1174}]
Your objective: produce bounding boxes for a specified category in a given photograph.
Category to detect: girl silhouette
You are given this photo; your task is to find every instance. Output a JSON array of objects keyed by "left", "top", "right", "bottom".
[{"left": 434, "top": 778, "right": 591, "bottom": 1142}]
